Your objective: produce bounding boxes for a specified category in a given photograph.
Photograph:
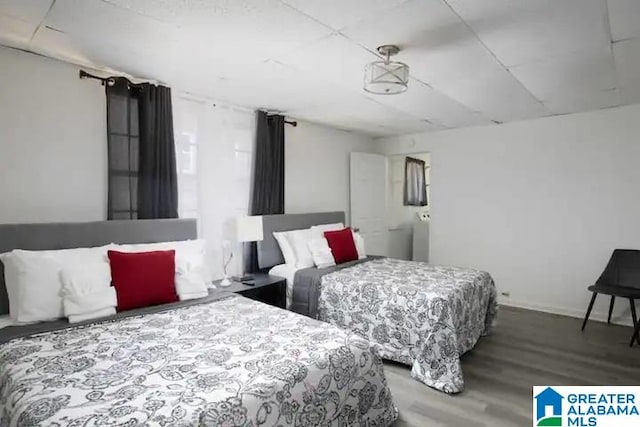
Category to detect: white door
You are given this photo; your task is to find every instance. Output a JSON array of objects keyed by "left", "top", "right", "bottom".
[{"left": 350, "top": 152, "right": 388, "bottom": 256}]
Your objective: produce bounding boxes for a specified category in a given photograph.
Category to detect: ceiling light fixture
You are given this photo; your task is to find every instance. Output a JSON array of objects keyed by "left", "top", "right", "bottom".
[{"left": 364, "top": 45, "right": 409, "bottom": 95}]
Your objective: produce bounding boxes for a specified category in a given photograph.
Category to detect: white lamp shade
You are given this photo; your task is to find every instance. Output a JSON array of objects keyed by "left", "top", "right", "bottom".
[{"left": 236, "top": 216, "right": 264, "bottom": 243}]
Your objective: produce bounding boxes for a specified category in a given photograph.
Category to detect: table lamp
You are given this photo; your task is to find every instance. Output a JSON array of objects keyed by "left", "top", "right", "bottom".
[{"left": 232, "top": 215, "right": 263, "bottom": 283}]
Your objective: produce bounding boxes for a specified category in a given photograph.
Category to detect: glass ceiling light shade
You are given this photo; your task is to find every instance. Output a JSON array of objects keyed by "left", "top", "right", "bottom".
[{"left": 364, "top": 45, "right": 409, "bottom": 95}]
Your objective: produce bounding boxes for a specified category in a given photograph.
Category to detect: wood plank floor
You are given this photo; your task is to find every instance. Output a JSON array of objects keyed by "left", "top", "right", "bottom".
[{"left": 385, "top": 305, "right": 640, "bottom": 426}]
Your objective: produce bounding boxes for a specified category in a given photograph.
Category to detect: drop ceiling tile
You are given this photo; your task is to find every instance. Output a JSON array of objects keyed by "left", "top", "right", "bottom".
[
  {"left": 347, "top": 101, "right": 441, "bottom": 134},
  {"left": 341, "top": 0, "right": 462, "bottom": 49},
  {"left": 288, "top": 109, "right": 382, "bottom": 135},
  {"left": 101, "top": 0, "right": 331, "bottom": 60},
  {"left": 288, "top": 93, "right": 438, "bottom": 136},
  {"left": 31, "top": 26, "right": 102, "bottom": 68},
  {"left": 435, "top": 67, "right": 549, "bottom": 123},
  {"left": 607, "top": 0, "right": 640, "bottom": 42},
  {"left": 0, "top": 0, "right": 53, "bottom": 23},
  {"left": 46, "top": 0, "right": 182, "bottom": 56},
  {"left": 31, "top": 25, "right": 164, "bottom": 79},
  {"left": 372, "top": 78, "right": 492, "bottom": 128},
  {"left": 0, "top": 14, "right": 36, "bottom": 48},
  {"left": 613, "top": 38, "right": 640, "bottom": 105},
  {"left": 275, "top": 33, "right": 378, "bottom": 95},
  {"left": 509, "top": 48, "right": 619, "bottom": 114},
  {"left": 280, "top": 0, "right": 406, "bottom": 30},
  {"left": 447, "top": 0, "right": 610, "bottom": 67},
  {"left": 183, "top": 60, "right": 357, "bottom": 114},
  {"left": 341, "top": 0, "right": 508, "bottom": 86},
  {"left": 542, "top": 89, "right": 620, "bottom": 115}
]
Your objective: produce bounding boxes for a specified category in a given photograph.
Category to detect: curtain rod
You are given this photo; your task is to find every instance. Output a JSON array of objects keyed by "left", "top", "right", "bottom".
[
  {"left": 81, "top": 70, "right": 298, "bottom": 127},
  {"left": 79, "top": 70, "right": 158, "bottom": 87},
  {"left": 265, "top": 112, "right": 297, "bottom": 127},
  {"left": 79, "top": 69, "right": 115, "bottom": 86}
]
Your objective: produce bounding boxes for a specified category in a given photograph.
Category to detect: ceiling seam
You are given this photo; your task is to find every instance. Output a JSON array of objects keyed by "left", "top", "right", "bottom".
[
  {"left": 329, "top": 31, "right": 445, "bottom": 127},
  {"left": 276, "top": 0, "right": 338, "bottom": 33},
  {"left": 603, "top": 0, "right": 623, "bottom": 108},
  {"left": 267, "top": 36, "right": 442, "bottom": 131},
  {"left": 409, "top": 75, "right": 490, "bottom": 122},
  {"left": 441, "top": 0, "right": 552, "bottom": 117},
  {"left": 339, "top": 35, "right": 477, "bottom": 128},
  {"left": 336, "top": 17, "right": 491, "bottom": 127},
  {"left": 276, "top": 0, "right": 447, "bottom": 131},
  {"left": 28, "top": 0, "right": 57, "bottom": 45}
]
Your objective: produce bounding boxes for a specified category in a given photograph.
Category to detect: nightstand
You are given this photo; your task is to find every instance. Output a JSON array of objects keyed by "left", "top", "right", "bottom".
[{"left": 212, "top": 275, "right": 286, "bottom": 309}]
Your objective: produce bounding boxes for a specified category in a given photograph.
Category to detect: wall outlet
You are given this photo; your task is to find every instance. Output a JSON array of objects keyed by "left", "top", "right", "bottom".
[{"left": 501, "top": 292, "right": 511, "bottom": 298}]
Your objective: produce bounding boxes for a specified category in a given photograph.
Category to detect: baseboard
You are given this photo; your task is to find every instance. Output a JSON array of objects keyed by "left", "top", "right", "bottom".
[{"left": 499, "top": 298, "right": 635, "bottom": 328}]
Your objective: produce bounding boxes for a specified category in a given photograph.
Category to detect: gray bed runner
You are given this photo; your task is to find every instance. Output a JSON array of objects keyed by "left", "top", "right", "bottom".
[
  {"left": 290, "top": 256, "right": 382, "bottom": 318},
  {"left": 0, "top": 290, "right": 232, "bottom": 344}
]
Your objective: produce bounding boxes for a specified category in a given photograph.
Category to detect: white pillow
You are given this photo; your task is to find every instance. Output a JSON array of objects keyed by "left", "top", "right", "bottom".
[
  {"left": 175, "top": 259, "right": 209, "bottom": 301},
  {"left": 287, "top": 229, "right": 314, "bottom": 269},
  {"left": 60, "top": 262, "right": 117, "bottom": 323},
  {"left": 116, "top": 239, "right": 211, "bottom": 282},
  {"left": 308, "top": 238, "right": 336, "bottom": 268},
  {"left": 353, "top": 231, "right": 367, "bottom": 260},
  {"left": 1, "top": 245, "right": 114, "bottom": 323},
  {"left": 60, "top": 262, "right": 112, "bottom": 298},
  {"left": 0, "top": 252, "right": 20, "bottom": 320},
  {"left": 309, "top": 223, "right": 344, "bottom": 240},
  {"left": 273, "top": 232, "right": 296, "bottom": 266}
]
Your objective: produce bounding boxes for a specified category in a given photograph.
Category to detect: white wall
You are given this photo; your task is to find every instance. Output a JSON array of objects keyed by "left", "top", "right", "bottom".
[
  {"left": 285, "top": 121, "right": 376, "bottom": 222},
  {"left": 376, "top": 105, "right": 640, "bottom": 326},
  {"left": 0, "top": 46, "right": 107, "bottom": 223}
]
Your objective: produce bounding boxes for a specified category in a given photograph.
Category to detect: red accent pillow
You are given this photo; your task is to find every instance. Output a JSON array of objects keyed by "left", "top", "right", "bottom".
[
  {"left": 324, "top": 228, "right": 359, "bottom": 264},
  {"left": 107, "top": 250, "right": 178, "bottom": 311}
]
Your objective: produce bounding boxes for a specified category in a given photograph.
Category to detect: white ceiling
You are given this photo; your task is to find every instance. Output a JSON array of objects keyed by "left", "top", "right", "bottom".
[{"left": 0, "top": 0, "right": 639, "bottom": 137}]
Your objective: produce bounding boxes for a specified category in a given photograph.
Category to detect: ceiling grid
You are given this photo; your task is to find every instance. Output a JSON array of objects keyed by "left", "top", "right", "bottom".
[{"left": 0, "top": 0, "right": 636, "bottom": 136}]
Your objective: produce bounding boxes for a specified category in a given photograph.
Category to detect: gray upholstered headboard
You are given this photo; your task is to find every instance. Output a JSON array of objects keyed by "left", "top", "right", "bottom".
[
  {"left": 258, "top": 211, "right": 345, "bottom": 269},
  {"left": 0, "top": 219, "right": 198, "bottom": 316}
]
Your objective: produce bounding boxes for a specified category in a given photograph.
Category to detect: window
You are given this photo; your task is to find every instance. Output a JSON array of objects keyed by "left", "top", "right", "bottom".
[
  {"left": 404, "top": 157, "right": 428, "bottom": 206},
  {"left": 106, "top": 80, "right": 140, "bottom": 219},
  {"left": 172, "top": 96, "right": 255, "bottom": 279}
]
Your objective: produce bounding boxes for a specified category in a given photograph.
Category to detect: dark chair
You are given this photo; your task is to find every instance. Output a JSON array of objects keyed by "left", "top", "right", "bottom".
[{"left": 581, "top": 249, "right": 640, "bottom": 347}]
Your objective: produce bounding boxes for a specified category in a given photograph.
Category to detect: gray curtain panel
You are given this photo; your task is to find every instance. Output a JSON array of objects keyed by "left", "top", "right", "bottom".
[
  {"left": 105, "top": 79, "right": 178, "bottom": 220},
  {"left": 137, "top": 84, "right": 178, "bottom": 219},
  {"left": 404, "top": 157, "right": 428, "bottom": 206},
  {"left": 246, "top": 111, "right": 285, "bottom": 273}
]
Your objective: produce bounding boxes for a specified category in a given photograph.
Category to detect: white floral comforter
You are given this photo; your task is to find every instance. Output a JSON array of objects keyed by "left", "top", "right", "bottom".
[
  {"left": 0, "top": 296, "right": 398, "bottom": 426},
  {"left": 318, "top": 258, "right": 498, "bottom": 393}
]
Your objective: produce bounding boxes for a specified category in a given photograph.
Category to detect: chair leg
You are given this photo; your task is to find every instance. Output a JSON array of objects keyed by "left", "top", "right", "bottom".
[
  {"left": 582, "top": 292, "right": 597, "bottom": 331},
  {"left": 633, "top": 318, "right": 640, "bottom": 348},
  {"left": 630, "top": 299, "right": 639, "bottom": 347},
  {"left": 608, "top": 296, "right": 616, "bottom": 324}
]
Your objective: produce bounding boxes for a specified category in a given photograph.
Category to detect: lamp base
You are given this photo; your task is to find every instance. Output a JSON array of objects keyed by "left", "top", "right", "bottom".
[{"left": 219, "top": 277, "right": 232, "bottom": 288}]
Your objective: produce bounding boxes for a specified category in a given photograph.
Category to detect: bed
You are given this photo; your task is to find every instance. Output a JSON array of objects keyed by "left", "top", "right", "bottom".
[
  {"left": 260, "top": 212, "right": 498, "bottom": 394},
  {"left": 0, "top": 219, "right": 398, "bottom": 426}
]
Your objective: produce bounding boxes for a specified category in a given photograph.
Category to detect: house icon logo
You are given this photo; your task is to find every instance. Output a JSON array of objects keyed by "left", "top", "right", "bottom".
[{"left": 534, "top": 387, "right": 564, "bottom": 426}]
